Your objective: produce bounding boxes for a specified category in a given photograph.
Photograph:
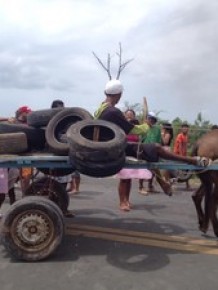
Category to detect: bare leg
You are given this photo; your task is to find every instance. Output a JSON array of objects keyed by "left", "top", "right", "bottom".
[
  {"left": 186, "top": 180, "right": 191, "bottom": 190},
  {"left": 148, "top": 177, "right": 153, "bottom": 190},
  {"left": 118, "top": 179, "right": 131, "bottom": 211},
  {"left": 0, "top": 193, "right": 5, "bottom": 207},
  {"left": 0, "top": 193, "right": 5, "bottom": 217},
  {"left": 8, "top": 187, "right": 16, "bottom": 205},
  {"left": 20, "top": 176, "right": 31, "bottom": 195},
  {"left": 138, "top": 179, "right": 149, "bottom": 195},
  {"left": 139, "top": 179, "right": 144, "bottom": 190},
  {"left": 74, "top": 175, "right": 80, "bottom": 192},
  {"left": 69, "top": 173, "right": 81, "bottom": 193},
  {"left": 153, "top": 169, "right": 172, "bottom": 196},
  {"left": 155, "top": 145, "right": 200, "bottom": 164}
]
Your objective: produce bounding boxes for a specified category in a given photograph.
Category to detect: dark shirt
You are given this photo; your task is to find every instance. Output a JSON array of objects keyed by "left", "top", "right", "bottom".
[{"left": 99, "top": 106, "right": 134, "bottom": 135}]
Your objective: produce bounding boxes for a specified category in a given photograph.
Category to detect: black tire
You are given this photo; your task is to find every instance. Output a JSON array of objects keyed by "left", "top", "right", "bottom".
[
  {"left": 67, "top": 119, "right": 126, "bottom": 162},
  {"left": 0, "top": 132, "right": 28, "bottom": 154},
  {"left": 38, "top": 167, "right": 76, "bottom": 177},
  {"left": 1, "top": 196, "right": 64, "bottom": 261},
  {"left": 24, "top": 177, "right": 69, "bottom": 213},
  {"left": 0, "top": 122, "right": 45, "bottom": 151},
  {"left": 45, "top": 107, "right": 93, "bottom": 155},
  {"left": 27, "top": 108, "right": 64, "bottom": 128},
  {"left": 70, "top": 152, "right": 126, "bottom": 177}
]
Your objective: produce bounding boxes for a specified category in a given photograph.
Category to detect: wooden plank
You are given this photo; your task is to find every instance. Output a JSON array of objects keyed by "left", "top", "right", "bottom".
[{"left": 93, "top": 126, "right": 100, "bottom": 141}]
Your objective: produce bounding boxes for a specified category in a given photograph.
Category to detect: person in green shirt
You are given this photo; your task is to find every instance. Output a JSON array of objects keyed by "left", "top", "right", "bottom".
[
  {"left": 142, "top": 112, "right": 161, "bottom": 144},
  {"left": 139, "top": 112, "right": 167, "bottom": 194}
]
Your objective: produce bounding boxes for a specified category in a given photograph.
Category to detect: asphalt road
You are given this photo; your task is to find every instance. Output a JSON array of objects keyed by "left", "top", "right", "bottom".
[{"left": 1, "top": 176, "right": 218, "bottom": 290}]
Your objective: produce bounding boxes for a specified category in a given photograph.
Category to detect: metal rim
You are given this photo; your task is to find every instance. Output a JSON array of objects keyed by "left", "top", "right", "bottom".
[{"left": 10, "top": 209, "right": 55, "bottom": 253}]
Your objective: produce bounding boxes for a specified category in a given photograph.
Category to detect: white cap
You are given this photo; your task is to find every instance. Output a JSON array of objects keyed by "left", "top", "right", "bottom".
[
  {"left": 105, "top": 79, "right": 123, "bottom": 95},
  {"left": 147, "top": 111, "right": 157, "bottom": 119}
]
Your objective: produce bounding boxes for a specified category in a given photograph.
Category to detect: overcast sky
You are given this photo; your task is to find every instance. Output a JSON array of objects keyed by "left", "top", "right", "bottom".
[{"left": 0, "top": 0, "right": 217, "bottom": 123}]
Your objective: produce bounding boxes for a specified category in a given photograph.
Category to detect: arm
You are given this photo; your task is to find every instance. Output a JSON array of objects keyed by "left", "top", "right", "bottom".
[{"left": 129, "top": 123, "right": 149, "bottom": 136}]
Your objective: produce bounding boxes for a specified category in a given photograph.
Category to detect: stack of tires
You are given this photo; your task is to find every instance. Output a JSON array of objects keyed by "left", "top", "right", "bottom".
[
  {"left": 0, "top": 123, "right": 45, "bottom": 154},
  {"left": 0, "top": 107, "right": 127, "bottom": 177},
  {"left": 67, "top": 119, "right": 127, "bottom": 177},
  {"left": 27, "top": 107, "right": 93, "bottom": 155}
]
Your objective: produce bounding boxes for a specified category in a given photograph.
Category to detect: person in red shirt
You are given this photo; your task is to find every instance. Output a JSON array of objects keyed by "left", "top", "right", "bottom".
[
  {"left": 174, "top": 123, "right": 189, "bottom": 156},
  {"left": 173, "top": 123, "right": 191, "bottom": 189}
]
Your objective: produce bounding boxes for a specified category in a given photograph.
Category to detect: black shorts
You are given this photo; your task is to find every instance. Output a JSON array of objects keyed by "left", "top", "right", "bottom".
[{"left": 125, "top": 143, "right": 159, "bottom": 162}]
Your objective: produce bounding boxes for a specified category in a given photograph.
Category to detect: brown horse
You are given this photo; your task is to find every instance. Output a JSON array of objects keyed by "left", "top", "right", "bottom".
[{"left": 191, "top": 129, "right": 218, "bottom": 237}]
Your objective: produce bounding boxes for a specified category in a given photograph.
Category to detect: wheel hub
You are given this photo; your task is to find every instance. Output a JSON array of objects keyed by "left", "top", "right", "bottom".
[{"left": 15, "top": 212, "right": 50, "bottom": 245}]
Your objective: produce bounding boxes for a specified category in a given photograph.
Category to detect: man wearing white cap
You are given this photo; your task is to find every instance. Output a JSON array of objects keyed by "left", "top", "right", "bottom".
[
  {"left": 95, "top": 80, "right": 150, "bottom": 136},
  {"left": 94, "top": 79, "right": 211, "bottom": 196}
]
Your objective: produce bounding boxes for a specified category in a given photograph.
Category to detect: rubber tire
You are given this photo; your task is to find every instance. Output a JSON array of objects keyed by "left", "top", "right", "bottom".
[
  {"left": 45, "top": 107, "right": 93, "bottom": 155},
  {"left": 1, "top": 196, "right": 64, "bottom": 261},
  {"left": 27, "top": 108, "right": 64, "bottom": 128},
  {"left": 69, "top": 152, "right": 126, "bottom": 177},
  {"left": 67, "top": 119, "right": 126, "bottom": 162},
  {"left": 24, "top": 177, "right": 69, "bottom": 213},
  {"left": 0, "top": 132, "right": 28, "bottom": 154},
  {"left": 0, "top": 122, "right": 45, "bottom": 151}
]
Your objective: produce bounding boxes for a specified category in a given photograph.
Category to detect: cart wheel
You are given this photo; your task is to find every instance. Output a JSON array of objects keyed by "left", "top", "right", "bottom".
[{"left": 1, "top": 196, "right": 64, "bottom": 261}]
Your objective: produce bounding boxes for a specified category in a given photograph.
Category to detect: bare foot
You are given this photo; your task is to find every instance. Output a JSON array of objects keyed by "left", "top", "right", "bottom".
[
  {"left": 120, "top": 203, "right": 130, "bottom": 211},
  {"left": 69, "top": 190, "right": 80, "bottom": 195}
]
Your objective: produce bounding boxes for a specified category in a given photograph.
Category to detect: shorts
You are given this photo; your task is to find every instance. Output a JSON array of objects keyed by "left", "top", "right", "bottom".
[
  {"left": 116, "top": 168, "right": 152, "bottom": 179},
  {"left": 125, "top": 143, "right": 159, "bottom": 162}
]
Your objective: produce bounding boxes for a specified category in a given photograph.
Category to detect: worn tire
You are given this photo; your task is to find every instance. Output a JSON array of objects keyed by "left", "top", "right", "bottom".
[
  {"left": 70, "top": 152, "right": 126, "bottom": 177},
  {"left": 67, "top": 119, "right": 126, "bottom": 162},
  {"left": 27, "top": 108, "right": 64, "bottom": 128},
  {"left": 1, "top": 196, "right": 64, "bottom": 261},
  {"left": 0, "top": 122, "right": 45, "bottom": 151},
  {"left": 0, "top": 132, "right": 28, "bottom": 154},
  {"left": 45, "top": 107, "right": 93, "bottom": 155},
  {"left": 24, "top": 177, "right": 69, "bottom": 213}
]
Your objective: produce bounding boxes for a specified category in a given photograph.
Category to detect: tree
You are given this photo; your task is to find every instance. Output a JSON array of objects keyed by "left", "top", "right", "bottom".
[{"left": 92, "top": 43, "right": 134, "bottom": 80}]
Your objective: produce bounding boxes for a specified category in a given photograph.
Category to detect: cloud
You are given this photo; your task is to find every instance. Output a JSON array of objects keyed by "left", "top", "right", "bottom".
[{"left": 0, "top": 0, "right": 217, "bottom": 123}]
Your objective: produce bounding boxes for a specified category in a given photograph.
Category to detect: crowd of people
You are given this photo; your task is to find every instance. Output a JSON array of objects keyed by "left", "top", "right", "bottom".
[{"left": 0, "top": 80, "right": 213, "bottom": 216}]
